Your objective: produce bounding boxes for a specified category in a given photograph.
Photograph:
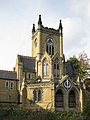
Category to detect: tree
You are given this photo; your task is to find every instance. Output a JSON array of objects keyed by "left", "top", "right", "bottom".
[
  {"left": 79, "top": 51, "right": 90, "bottom": 69},
  {"left": 67, "top": 56, "right": 80, "bottom": 72},
  {"left": 79, "top": 51, "right": 90, "bottom": 79},
  {"left": 67, "top": 52, "right": 90, "bottom": 81},
  {"left": 67, "top": 56, "right": 81, "bottom": 80},
  {"left": 83, "top": 91, "right": 90, "bottom": 119}
]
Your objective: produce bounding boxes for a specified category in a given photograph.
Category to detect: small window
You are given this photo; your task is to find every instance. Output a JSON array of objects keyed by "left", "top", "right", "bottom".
[
  {"left": 10, "top": 81, "right": 14, "bottom": 89},
  {"left": 5, "top": 81, "right": 9, "bottom": 89},
  {"left": 38, "top": 90, "right": 42, "bottom": 101},
  {"left": 33, "top": 90, "right": 37, "bottom": 102},
  {"left": 28, "top": 74, "right": 31, "bottom": 79},
  {"left": 33, "top": 90, "right": 42, "bottom": 102},
  {"left": 27, "top": 73, "right": 32, "bottom": 79}
]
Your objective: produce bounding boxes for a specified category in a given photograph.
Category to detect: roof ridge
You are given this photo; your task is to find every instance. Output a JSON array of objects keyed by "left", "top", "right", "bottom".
[
  {"left": 18, "top": 54, "right": 35, "bottom": 59},
  {"left": 0, "top": 70, "right": 16, "bottom": 73}
]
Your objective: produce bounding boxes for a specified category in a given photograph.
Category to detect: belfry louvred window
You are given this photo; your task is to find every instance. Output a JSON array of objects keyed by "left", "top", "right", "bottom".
[{"left": 46, "top": 38, "right": 54, "bottom": 56}]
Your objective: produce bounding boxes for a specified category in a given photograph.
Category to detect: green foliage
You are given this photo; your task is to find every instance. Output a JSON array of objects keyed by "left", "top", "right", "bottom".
[
  {"left": 67, "top": 55, "right": 88, "bottom": 80},
  {"left": 83, "top": 91, "right": 90, "bottom": 120},
  {"left": 0, "top": 109, "right": 83, "bottom": 120},
  {"left": 67, "top": 56, "right": 80, "bottom": 73}
]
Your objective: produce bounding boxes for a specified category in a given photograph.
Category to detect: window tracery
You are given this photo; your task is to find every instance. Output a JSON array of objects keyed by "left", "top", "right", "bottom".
[{"left": 46, "top": 38, "right": 54, "bottom": 56}]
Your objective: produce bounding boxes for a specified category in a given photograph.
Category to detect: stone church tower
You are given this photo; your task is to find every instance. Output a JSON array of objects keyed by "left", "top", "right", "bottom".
[{"left": 15, "top": 15, "right": 84, "bottom": 112}]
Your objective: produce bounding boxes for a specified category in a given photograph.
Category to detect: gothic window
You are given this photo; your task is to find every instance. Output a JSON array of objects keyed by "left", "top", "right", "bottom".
[
  {"left": 43, "top": 59, "right": 49, "bottom": 76},
  {"left": 46, "top": 38, "right": 54, "bottom": 56},
  {"left": 33, "top": 90, "right": 42, "bottom": 102},
  {"left": 55, "top": 89, "right": 63, "bottom": 107},
  {"left": 33, "top": 90, "right": 37, "bottom": 102},
  {"left": 38, "top": 90, "right": 42, "bottom": 101},
  {"left": 54, "top": 58, "right": 60, "bottom": 77},
  {"left": 69, "top": 90, "right": 76, "bottom": 108}
]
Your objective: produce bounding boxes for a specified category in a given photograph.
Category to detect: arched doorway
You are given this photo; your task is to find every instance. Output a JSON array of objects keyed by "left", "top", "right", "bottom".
[
  {"left": 55, "top": 89, "right": 63, "bottom": 108},
  {"left": 69, "top": 90, "right": 76, "bottom": 108}
]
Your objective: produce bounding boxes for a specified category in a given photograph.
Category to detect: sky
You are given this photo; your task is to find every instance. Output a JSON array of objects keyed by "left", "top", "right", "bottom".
[{"left": 0, "top": 0, "right": 90, "bottom": 70}]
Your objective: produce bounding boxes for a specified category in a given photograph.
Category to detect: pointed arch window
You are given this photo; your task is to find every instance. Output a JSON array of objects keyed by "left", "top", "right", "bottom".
[
  {"left": 55, "top": 89, "right": 63, "bottom": 107},
  {"left": 33, "top": 90, "right": 37, "bottom": 102},
  {"left": 38, "top": 90, "right": 42, "bottom": 101},
  {"left": 43, "top": 59, "right": 49, "bottom": 76},
  {"left": 54, "top": 58, "right": 60, "bottom": 77},
  {"left": 69, "top": 90, "right": 76, "bottom": 108},
  {"left": 46, "top": 38, "right": 54, "bottom": 56}
]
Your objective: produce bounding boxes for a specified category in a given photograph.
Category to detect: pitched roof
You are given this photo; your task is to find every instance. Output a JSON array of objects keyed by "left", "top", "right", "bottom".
[
  {"left": 0, "top": 70, "right": 17, "bottom": 80},
  {"left": 65, "top": 62, "right": 75, "bottom": 77},
  {"left": 18, "top": 55, "right": 36, "bottom": 73}
]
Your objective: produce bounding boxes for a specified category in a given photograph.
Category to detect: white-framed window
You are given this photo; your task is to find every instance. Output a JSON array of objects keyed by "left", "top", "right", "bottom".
[
  {"left": 10, "top": 81, "right": 14, "bottom": 89},
  {"left": 44, "top": 63, "right": 49, "bottom": 76},
  {"left": 43, "top": 59, "right": 49, "bottom": 77},
  {"left": 5, "top": 81, "right": 9, "bottom": 89}
]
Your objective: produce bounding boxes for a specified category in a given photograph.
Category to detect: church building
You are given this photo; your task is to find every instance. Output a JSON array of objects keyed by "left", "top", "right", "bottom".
[{"left": 0, "top": 15, "right": 85, "bottom": 112}]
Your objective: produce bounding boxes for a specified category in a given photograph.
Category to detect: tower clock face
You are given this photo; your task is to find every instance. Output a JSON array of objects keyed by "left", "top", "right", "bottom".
[{"left": 63, "top": 79, "right": 71, "bottom": 89}]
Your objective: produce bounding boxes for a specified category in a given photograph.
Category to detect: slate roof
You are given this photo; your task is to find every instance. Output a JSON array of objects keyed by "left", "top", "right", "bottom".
[
  {"left": 18, "top": 55, "right": 36, "bottom": 73},
  {"left": 0, "top": 70, "right": 17, "bottom": 80},
  {"left": 65, "top": 62, "right": 75, "bottom": 77}
]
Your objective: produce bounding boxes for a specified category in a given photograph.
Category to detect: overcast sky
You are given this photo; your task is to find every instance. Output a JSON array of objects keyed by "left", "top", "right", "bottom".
[{"left": 0, "top": 0, "right": 90, "bottom": 70}]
